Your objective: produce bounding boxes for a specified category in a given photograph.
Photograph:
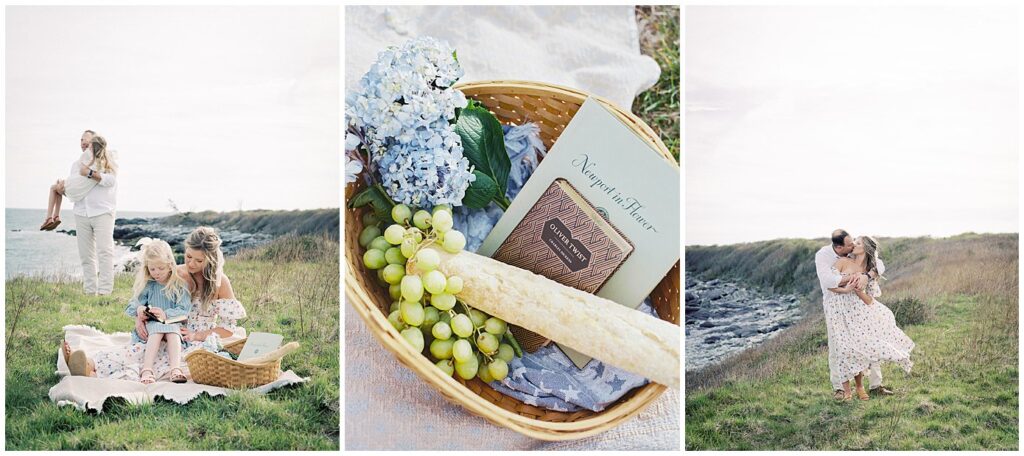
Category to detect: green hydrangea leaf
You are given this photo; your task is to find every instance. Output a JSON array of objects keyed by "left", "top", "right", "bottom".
[
  {"left": 454, "top": 103, "right": 510, "bottom": 201},
  {"left": 462, "top": 171, "right": 497, "bottom": 209}
]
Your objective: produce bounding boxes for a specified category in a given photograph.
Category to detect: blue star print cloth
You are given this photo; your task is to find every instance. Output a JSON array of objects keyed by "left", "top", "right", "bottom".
[{"left": 452, "top": 123, "right": 650, "bottom": 413}]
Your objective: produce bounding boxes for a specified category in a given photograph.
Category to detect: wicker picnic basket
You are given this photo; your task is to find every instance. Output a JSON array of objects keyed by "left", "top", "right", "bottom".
[
  {"left": 185, "top": 337, "right": 282, "bottom": 388},
  {"left": 346, "top": 80, "right": 681, "bottom": 441}
]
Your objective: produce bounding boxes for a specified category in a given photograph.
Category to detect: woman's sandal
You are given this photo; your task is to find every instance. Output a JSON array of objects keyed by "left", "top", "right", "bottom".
[
  {"left": 856, "top": 386, "right": 870, "bottom": 401},
  {"left": 833, "top": 389, "right": 850, "bottom": 402},
  {"left": 169, "top": 367, "right": 187, "bottom": 384},
  {"left": 140, "top": 368, "right": 156, "bottom": 384}
]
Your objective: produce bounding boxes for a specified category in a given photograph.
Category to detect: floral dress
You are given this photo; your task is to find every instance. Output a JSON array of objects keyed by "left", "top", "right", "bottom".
[
  {"left": 92, "top": 298, "right": 247, "bottom": 381},
  {"left": 824, "top": 278, "right": 914, "bottom": 388}
]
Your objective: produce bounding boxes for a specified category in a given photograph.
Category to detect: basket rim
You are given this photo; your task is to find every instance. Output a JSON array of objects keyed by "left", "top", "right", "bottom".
[
  {"left": 453, "top": 79, "right": 678, "bottom": 169},
  {"left": 346, "top": 80, "right": 678, "bottom": 441}
]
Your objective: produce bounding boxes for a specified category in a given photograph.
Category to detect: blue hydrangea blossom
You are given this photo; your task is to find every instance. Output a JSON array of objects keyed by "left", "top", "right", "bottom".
[{"left": 346, "top": 36, "right": 474, "bottom": 208}]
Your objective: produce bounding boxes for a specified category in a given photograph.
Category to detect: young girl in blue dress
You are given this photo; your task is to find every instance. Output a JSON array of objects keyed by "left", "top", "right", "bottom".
[{"left": 126, "top": 239, "right": 192, "bottom": 384}]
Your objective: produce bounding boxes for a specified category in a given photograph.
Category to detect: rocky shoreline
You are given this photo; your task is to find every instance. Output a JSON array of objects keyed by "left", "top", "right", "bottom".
[
  {"left": 111, "top": 217, "right": 273, "bottom": 255},
  {"left": 46, "top": 217, "right": 274, "bottom": 257},
  {"left": 685, "top": 276, "right": 803, "bottom": 372}
]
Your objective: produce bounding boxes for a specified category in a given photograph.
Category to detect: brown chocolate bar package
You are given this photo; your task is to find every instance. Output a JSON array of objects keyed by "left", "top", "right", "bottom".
[{"left": 492, "top": 178, "right": 633, "bottom": 352}]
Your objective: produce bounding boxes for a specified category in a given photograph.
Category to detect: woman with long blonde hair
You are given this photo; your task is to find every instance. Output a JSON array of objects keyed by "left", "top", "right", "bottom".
[{"left": 176, "top": 226, "right": 245, "bottom": 344}]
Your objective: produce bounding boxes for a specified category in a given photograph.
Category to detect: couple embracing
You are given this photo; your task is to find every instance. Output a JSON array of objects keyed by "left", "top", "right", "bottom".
[
  {"left": 63, "top": 227, "right": 247, "bottom": 384},
  {"left": 41, "top": 129, "right": 118, "bottom": 295},
  {"left": 815, "top": 229, "right": 915, "bottom": 402}
]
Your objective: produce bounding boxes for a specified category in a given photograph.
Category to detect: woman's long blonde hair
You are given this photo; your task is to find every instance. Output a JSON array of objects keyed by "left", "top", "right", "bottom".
[
  {"left": 132, "top": 239, "right": 189, "bottom": 302},
  {"left": 89, "top": 135, "right": 117, "bottom": 174},
  {"left": 186, "top": 227, "right": 224, "bottom": 311},
  {"left": 861, "top": 235, "right": 883, "bottom": 279}
]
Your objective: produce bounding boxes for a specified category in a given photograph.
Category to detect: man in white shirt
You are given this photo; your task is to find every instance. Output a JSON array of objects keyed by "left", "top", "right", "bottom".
[
  {"left": 815, "top": 229, "right": 892, "bottom": 398},
  {"left": 73, "top": 130, "right": 118, "bottom": 295}
]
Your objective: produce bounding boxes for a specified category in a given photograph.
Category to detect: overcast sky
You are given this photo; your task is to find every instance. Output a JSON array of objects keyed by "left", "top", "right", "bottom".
[
  {"left": 686, "top": 6, "right": 1018, "bottom": 245},
  {"left": 5, "top": 6, "right": 339, "bottom": 212}
]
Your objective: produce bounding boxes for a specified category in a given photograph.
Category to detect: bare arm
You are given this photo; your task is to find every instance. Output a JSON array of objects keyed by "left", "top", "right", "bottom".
[
  {"left": 828, "top": 284, "right": 855, "bottom": 294},
  {"left": 852, "top": 287, "right": 873, "bottom": 305},
  {"left": 217, "top": 275, "right": 236, "bottom": 300}
]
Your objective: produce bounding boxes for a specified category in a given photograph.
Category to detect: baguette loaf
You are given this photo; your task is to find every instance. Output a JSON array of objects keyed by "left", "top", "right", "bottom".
[
  {"left": 239, "top": 342, "right": 300, "bottom": 365},
  {"left": 434, "top": 247, "right": 679, "bottom": 388}
]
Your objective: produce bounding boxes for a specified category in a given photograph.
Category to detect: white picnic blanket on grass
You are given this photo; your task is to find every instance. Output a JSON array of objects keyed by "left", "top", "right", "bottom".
[{"left": 51, "top": 325, "right": 307, "bottom": 412}]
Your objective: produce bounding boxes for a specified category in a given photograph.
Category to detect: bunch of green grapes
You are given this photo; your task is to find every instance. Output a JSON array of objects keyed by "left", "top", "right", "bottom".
[{"left": 359, "top": 203, "right": 521, "bottom": 382}]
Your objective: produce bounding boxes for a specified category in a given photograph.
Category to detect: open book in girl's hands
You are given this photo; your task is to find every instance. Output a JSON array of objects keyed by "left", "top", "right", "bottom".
[{"left": 143, "top": 305, "right": 187, "bottom": 324}]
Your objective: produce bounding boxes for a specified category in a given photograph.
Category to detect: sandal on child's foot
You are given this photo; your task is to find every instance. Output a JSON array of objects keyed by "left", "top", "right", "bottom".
[
  {"left": 40, "top": 217, "right": 55, "bottom": 230},
  {"left": 48, "top": 216, "right": 62, "bottom": 230},
  {"left": 140, "top": 369, "right": 156, "bottom": 384},
  {"left": 169, "top": 368, "right": 187, "bottom": 384}
]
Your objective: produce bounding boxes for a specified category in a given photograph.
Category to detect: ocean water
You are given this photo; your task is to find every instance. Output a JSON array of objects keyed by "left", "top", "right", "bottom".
[{"left": 5, "top": 208, "right": 168, "bottom": 280}]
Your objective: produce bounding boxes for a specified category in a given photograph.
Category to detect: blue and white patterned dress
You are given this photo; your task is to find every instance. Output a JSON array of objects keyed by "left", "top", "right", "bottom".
[{"left": 125, "top": 280, "right": 192, "bottom": 344}]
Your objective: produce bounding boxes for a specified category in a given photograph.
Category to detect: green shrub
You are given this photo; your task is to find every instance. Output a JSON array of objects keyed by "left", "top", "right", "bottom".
[{"left": 886, "top": 296, "right": 933, "bottom": 326}]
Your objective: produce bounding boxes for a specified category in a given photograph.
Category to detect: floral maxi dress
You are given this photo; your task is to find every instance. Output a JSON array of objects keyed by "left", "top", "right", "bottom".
[{"left": 824, "top": 282, "right": 915, "bottom": 388}]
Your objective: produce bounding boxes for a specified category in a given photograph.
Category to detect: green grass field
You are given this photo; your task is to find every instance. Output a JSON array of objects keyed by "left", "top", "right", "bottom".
[
  {"left": 634, "top": 5, "right": 680, "bottom": 162},
  {"left": 686, "top": 234, "right": 1018, "bottom": 450},
  {"left": 5, "top": 235, "right": 340, "bottom": 450}
]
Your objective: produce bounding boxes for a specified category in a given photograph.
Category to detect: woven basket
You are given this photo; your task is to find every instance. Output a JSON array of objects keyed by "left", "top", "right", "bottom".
[
  {"left": 185, "top": 338, "right": 283, "bottom": 389},
  {"left": 345, "top": 80, "right": 680, "bottom": 441}
]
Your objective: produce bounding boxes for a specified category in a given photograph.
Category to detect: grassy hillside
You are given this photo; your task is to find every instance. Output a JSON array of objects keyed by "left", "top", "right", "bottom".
[
  {"left": 5, "top": 235, "right": 340, "bottom": 450},
  {"left": 158, "top": 208, "right": 339, "bottom": 239},
  {"left": 686, "top": 233, "right": 1018, "bottom": 450}
]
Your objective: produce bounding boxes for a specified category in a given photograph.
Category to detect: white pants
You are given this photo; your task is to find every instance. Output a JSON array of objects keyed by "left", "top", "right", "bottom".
[
  {"left": 75, "top": 212, "right": 115, "bottom": 295},
  {"left": 831, "top": 363, "right": 883, "bottom": 390}
]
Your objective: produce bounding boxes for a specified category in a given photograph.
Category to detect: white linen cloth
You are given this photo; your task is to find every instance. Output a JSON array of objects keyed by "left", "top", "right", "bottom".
[
  {"left": 62, "top": 151, "right": 98, "bottom": 202},
  {"left": 345, "top": 5, "right": 661, "bottom": 110},
  {"left": 345, "top": 5, "right": 673, "bottom": 449},
  {"left": 345, "top": 304, "right": 680, "bottom": 450},
  {"left": 52, "top": 325, "right": 307, "bottom": 412},
  {"left": 75, "top": 213, "right": 115, "bottom": 294},
  {"left": 70, "top": 155, "right": 116, "bottom": 219}
]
